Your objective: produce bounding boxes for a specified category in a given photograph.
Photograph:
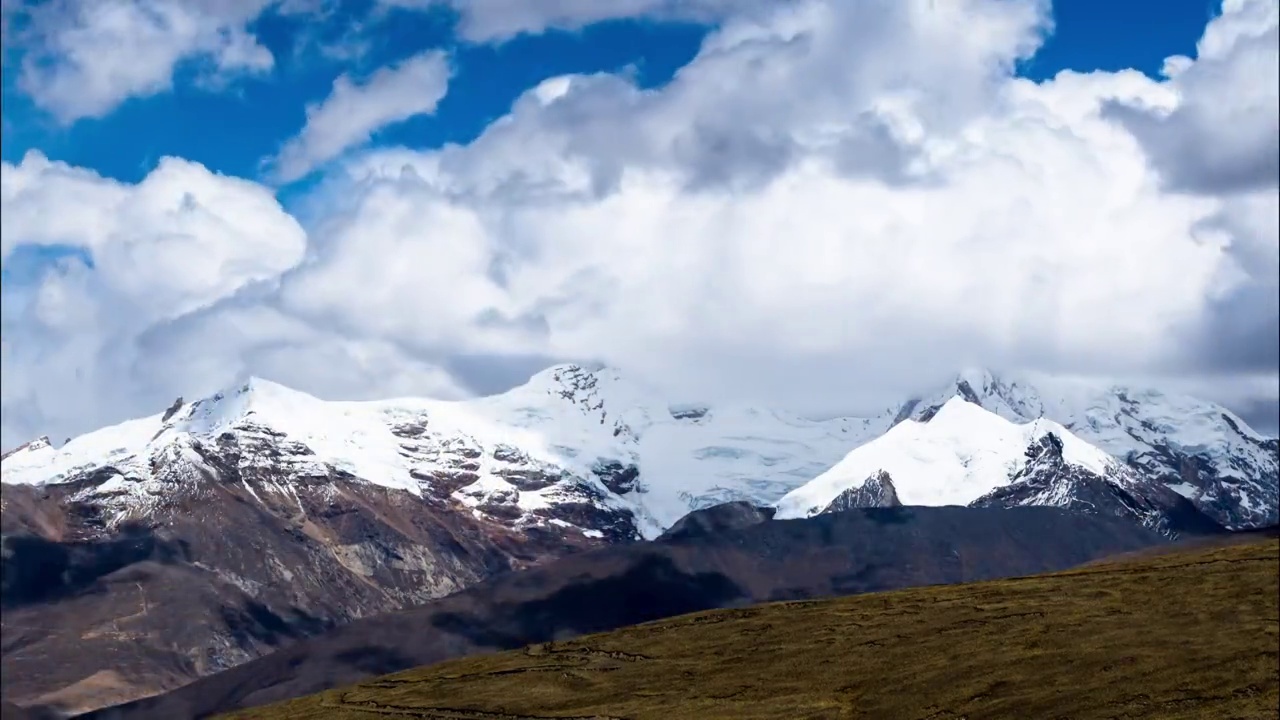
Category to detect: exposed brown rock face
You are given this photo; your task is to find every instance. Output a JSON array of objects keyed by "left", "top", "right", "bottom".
[{"left": 0, "top": 459, "right": 613, "bottom": 717}]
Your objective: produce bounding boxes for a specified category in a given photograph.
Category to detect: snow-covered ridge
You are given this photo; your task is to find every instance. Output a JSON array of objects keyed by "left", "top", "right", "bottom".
[
  {"left": 774, "top": 396, "right": 1123, "bottom": 518},
  {"left": 892, "top": 369, "right": 1278, "bottom": 528},
  {"left": 1, "top": 378, "right": 422, "bottom": 494},
  {"left": 3, "top": 364, "right": 1275, "bottom": 536},
  {"left": 0, "top": 365, "right": 893, "bottom": 539}
]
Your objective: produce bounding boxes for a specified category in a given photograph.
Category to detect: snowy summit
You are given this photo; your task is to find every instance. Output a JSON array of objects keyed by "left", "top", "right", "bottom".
[
  {"left": 0, "top": 365, "right": 892, "bottom": 539},
  {"left": 2, "top": 365, "right": 1275, "bottom": 538},
  {"left": 775, "top": 395, "right": 1119, "bottom": 516}
]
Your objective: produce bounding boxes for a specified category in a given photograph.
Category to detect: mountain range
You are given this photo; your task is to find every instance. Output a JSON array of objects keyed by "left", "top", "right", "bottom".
[
  {"left": 5, "top": 364, "right": 1275, "bottom": 534},
  {"left": 1, "top": 363, "right": 1276, "bottom": 714}
]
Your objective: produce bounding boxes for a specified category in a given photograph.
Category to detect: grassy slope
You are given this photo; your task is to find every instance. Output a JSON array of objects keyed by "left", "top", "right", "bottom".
[{"left": 229, "top": 538, "right": 1280, "bottom": 720}]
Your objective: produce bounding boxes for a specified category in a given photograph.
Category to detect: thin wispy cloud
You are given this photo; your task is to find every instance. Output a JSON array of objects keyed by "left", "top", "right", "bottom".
[{"left": 267, "top": 49, "right": 453, "bottom": 183}]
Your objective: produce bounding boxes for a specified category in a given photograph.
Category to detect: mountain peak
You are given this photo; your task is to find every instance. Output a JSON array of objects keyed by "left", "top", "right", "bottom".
[
  {"left": 775, "top": 395, "right": 1125, "bottom": 519},
  {"left": 173, "top": 376, "right": 325, "bottom": 435},
  {"left": 524, "top": 363, "right": 619, "bottom": 389},
  {"left": 513, "top": 363, "right": 661, "bottom": 412},
  {"left": 900, "top": 367, "right": 1047, "bottom": 426},
  {"left": 930, "top": 393, "right": 988, "bottom": 420},
  {"left": 0, "top": 435, "right": 52, "bottom": 462},
  {"left": 953, "top": 366, "right": 1002, "bottom": 393}
]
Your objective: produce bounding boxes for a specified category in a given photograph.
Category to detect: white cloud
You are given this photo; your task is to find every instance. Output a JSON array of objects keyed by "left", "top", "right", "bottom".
[
  {"left": 11, "top": 0, "right": 276, "bottom": 123},
  {"left": 1098, "top": 0, "right": 1280, "bottom": 378},
  {"left": 2, "top": 0, "right": 1278, "bottom": 448},
  {"left": 1105, "top": 0, "right": 1279, "bottom": 193},
  {"left": 0, "top": 151, "right": 308, "bottom": 443},
  {"left": 267, "top": 50, "right": 453, "bottom": 183}
]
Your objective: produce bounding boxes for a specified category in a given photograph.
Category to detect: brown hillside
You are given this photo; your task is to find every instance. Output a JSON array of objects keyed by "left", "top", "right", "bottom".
[{"left": 232, "top": 537, "right": 1280, "bottom": 720}]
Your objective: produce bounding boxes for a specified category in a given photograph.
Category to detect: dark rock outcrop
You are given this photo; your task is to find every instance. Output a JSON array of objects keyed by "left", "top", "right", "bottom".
[
  {"left": 591, "top": 461, "right": 641, "bottom": 494},
  {"left": 970, "top": 433, "right": 1226, "bottom": 539},
  {"left": 657, "top": 501, "right": 775, "bottom": 541},
  {"left": 159, "top": 398, "right": 184, "bottom": 424},
  {"left": 822, "top": 470, "right": 901, "bottom": 513}
]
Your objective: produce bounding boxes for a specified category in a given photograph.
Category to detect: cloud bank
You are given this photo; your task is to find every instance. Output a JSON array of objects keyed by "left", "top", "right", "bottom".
[{"left": 2, "top": 0, "right": 1277, "bottom": 448}]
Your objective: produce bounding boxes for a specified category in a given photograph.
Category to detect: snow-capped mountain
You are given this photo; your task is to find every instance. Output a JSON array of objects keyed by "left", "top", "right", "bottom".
[
  {"left": 1, "top": 363, "right": 1270, "bottom": 713},
  {"left": 1, "top": 364, "right": 891, "bottom": 541},
  {"left": 3, "top": 364, "right": 1274, "bottom": 540},
  {"left": 774, "top": 396, "right": 1221, "bottom": 537},
  {"left": 889, "top": 369, "right": 1278, "bottom": 529},
  {"left": 0, "top": 364, "right": 900, "bottom": 712}
]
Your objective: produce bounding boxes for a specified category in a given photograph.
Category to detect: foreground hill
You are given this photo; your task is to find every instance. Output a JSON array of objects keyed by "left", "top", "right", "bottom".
[
  {"left": 81, "top": 506, "right": 1169, "bottom": 719},
  {"left": 1, "top": 702, "right": 58, "bottom": 720},
  {"left": 232, "top": 531, "right": 1280, "bottom": 720}
]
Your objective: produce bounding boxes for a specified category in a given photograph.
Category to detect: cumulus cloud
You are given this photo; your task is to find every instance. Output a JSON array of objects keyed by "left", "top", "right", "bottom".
[
  {"left": 0, "top": 151, "right": 308, "bottom": 442},
  {"left": 1181, "top": 191, "right": 1280, "bottom": 377},
  {"left": 1106, "top": 0, "right": 1279, "bottom": 194},
  {"left": 2, "top": 0, "right": 1278, "bottom": 447},
  {"left": 267, "top": 50, "right": 453, "bottom": 183},
  {"left": 1100, "top": 0, "right": 1279, "bottom": 381},
  {"left": 8, "top": 0, "right": 276, "bottom": 123}
]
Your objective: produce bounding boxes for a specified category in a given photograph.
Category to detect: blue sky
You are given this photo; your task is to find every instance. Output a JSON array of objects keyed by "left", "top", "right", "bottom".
[
  {"left": 1, "top": 5, "right": 705, "bottom": 191},
  {"left": 1, "top": 0, "right": 1221, "bottom": 195}
]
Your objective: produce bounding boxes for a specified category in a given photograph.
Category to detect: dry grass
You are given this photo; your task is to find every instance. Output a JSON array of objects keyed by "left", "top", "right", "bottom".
[
  {"left": 228, "top": 538, "right": 1280, "bottom": 720},
  {"left": 30, "top": 671, "right": 144, "bottom": 716}
]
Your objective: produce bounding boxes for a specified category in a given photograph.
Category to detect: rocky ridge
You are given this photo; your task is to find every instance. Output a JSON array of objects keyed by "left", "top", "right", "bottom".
[
  {"left": 777, "top": 396, "right": 1231, "bottom": 538},
  {"left": 893, "top": 369, "right": 1278, "bottom": 529}
]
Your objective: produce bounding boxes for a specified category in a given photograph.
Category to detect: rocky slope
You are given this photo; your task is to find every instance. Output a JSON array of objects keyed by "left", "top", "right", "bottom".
[
  {"left": 0, "top": 467, "right": 607, "bottom": 715},
  {"left": 892, "top": 368, "right": 1278, "bottom": 529},
  {"left": 969, "top": 432, "right": 1224, "bottom": 537}
]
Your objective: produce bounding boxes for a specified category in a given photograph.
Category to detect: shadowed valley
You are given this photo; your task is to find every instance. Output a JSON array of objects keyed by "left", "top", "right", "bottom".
[
  {"left": 83, "top": 505, "right": 1179, "bottom": 719},
  {"left": 231, "top": 530, "right": 1280, "bottom": 720}
]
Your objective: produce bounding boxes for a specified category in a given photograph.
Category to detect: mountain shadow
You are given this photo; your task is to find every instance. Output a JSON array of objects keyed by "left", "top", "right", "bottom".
[{"left": 83, "top": 505, "right": 1176, "bottom": 720}]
